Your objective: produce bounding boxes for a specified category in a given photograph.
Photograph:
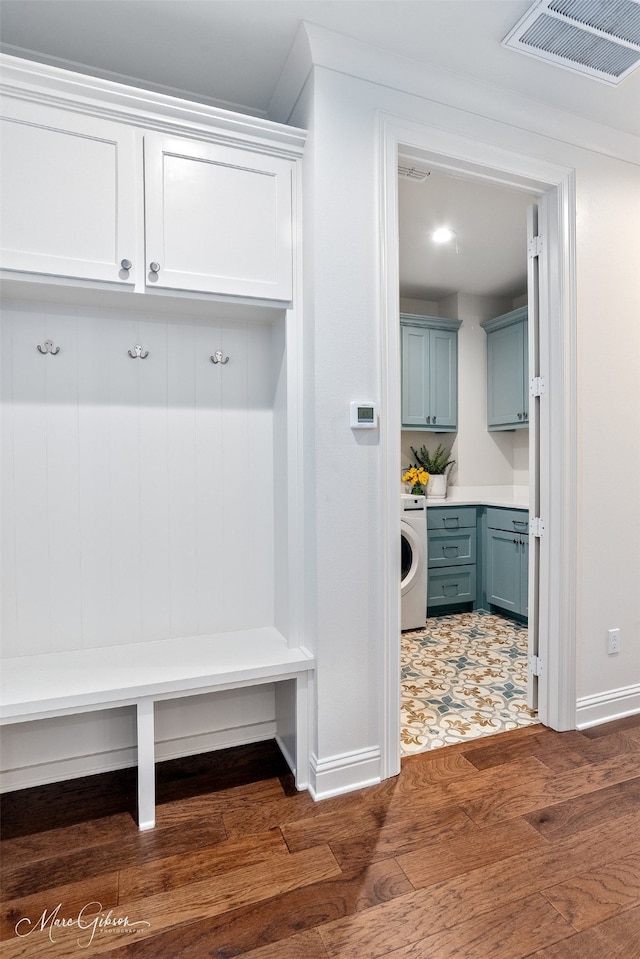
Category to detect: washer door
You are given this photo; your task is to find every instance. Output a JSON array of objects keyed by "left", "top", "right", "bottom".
[{"left": 401, "top": 521, "right": 420, "bottom": 594}]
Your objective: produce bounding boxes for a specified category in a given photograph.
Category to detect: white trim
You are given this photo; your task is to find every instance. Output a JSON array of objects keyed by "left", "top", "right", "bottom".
[
  {"left": 378, "top": 115, "right": 578, "bottom": 779},
  {"left": 277, "top": 23, "right": 640, "bottom": 165},
  {"left": 308, "top": 747, "right": 381, "bottom": 800},
  {"left": 576, "top": 686, "right": 640, "bottom": 730},
  {"left": 1, "top": 43, "right": 267, "bottom": 119},
  {"left": 0, "top": 53, "right": 306, "bottom": 159}
]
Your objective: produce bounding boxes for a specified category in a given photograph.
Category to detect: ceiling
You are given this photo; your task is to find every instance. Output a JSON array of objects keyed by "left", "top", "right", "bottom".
[
  {"left": 399, "top": 168, "right": 535, "bottom": 302},
  {"left": 1, "top": 1, "right": 639, "bottom": 135},
  {"left": 1, "top": 0, "right": 637, "bottom": 301}
]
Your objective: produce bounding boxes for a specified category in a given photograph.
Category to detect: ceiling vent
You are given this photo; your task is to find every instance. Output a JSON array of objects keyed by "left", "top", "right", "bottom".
[
  {"left": 398, "top": 164, "right": 431, "bottom": 182},
  {"left": 503, "top": 0, "right": 640, "bottom": 84}
]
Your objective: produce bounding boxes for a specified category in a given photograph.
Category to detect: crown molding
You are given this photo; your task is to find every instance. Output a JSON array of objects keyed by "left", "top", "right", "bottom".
[
  {"left": 0, "top": 53, "right": 306, "bottom": 158},
  {"left": 272, "top": 22, "right": 640, "bottom": 166}
]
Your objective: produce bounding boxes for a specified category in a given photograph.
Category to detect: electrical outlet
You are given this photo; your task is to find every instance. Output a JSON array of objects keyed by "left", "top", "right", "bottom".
[{"left": 607, "top": 628, "right": 620, "bottom": 655}]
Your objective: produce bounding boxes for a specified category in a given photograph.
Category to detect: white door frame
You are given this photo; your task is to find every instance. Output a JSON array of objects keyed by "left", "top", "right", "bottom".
[{"left": 377, "top": 114, "right": 578, "bottom": 779}]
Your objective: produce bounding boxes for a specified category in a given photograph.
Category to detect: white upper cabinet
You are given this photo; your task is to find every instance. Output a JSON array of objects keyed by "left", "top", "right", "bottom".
[
  {"left": 0, "top": 55, "right": 302, "bottom": 304},
  {"left": 144, "top": 134, "right": 293, "bottom": 301},
  {"left": 0, "top": 99, "right": 137, "bottom": 285}
]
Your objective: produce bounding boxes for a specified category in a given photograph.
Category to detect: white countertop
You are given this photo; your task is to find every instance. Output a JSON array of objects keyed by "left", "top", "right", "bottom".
[{"left": 423, "top": 485, "right": 529, "bottom": 510}]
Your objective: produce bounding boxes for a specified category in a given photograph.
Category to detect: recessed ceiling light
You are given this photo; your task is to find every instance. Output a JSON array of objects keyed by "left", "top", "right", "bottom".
[{"left": 431, "top": 227, "right": 457, "bottom": 244}]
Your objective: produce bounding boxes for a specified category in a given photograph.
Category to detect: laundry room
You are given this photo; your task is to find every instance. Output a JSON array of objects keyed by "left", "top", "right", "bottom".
[{"left": 398, "top": 161, "right": 539, "bottom": 755}]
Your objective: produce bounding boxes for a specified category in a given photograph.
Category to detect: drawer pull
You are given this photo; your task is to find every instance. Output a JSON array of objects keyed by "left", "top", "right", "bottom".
[
  {"left": 443, "top": 545, "right": 459, "bottom": 554},
  {"left": 442, "top": 517, "right": 459, "bottom": 528},
  {"left": 513, "top": 519, "right": 528, "bottom": 528},
  {"left": 442, "top": 583, "right": 459, "bottom": 593}
]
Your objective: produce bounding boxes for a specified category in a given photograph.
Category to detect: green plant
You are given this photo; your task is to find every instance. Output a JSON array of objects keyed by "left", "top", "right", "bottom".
[{"left": 410, "top": 443, "right": 455, "bottom": 475}]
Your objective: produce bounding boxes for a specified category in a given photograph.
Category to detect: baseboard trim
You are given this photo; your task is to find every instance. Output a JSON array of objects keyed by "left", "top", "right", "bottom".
[
  {"left": 576, "top": 683, "right": 640, "bottom": 730},
  {"left": 308, "top": 746, "right": 381, "bottom": 800},
  {"left": 0, "top": 720, "right": 277, "bottom": 792}
]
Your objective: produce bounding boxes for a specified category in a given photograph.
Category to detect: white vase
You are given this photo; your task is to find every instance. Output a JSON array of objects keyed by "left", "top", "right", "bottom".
[{"left": 426, "top": 473, "right": 447, "bottom": 499}]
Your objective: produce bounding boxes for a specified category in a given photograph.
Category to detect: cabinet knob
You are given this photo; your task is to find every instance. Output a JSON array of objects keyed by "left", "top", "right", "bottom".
[
  {"left": 432, "top": 416, "right": 436, "bottom": 424},
  {"left": 149, "top": 262, "right": 161, "bottom": 274},
  {"left": 517, "top": 412, "right": 522, "bottom": 419},
  {"left": 120, "top": 258, "right": 132, "bottom": 271},
  {"left": 426, "top": 415, "right": 431, "bottom": 424}
]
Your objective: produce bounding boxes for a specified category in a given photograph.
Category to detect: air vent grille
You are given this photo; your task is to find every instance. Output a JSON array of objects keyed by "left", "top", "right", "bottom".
[
  {"left": 503, "top": 0, "right": 640, "bottom": 84},
  {"left": 548, "top": 0, "right": 640, "bottom": 45},
  {"left": 398, "top": 164, "right": 431, "bottom": 182}
]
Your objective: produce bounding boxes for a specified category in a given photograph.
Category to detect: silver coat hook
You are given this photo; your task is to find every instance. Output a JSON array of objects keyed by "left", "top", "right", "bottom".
[
  {"left": 37, "top": 340, "right": 60, "bottom": 355},
  {"left": 210, "top": 350, "right": 229, "bottom": 365},
  {"left": 128, "top": 345, "right": 149, "bottom": 359}
]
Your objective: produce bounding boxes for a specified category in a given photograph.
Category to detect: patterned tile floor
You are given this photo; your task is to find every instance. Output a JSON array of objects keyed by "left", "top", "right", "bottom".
[{"left": 401, "top": 610, "right": 538, "bottom": 756}]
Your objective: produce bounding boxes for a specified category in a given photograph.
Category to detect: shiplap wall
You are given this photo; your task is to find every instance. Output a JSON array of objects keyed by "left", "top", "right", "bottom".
[{"left": 1, "top": 298, "right": 281, "bottom": 657}]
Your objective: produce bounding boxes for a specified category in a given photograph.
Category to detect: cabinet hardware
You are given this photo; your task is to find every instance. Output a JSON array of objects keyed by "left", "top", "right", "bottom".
[
  {"left": 149, "top": 262, "right": 161, "bottom": 274},
  {"left": 513, "top": 520, "right": 528, "bottom": 528},
  {"left": 426, "top": 415, "right": 431, "bottom": 423},
  {"left": 432, "top": 416, "right": 436, "bottom": 423},
  {"left": 128, "top": 345, "right": 149, "bottom": 359},
  {"left": 443, "top": 545, "right": 459, "bottom": 554},
  {"left": 120, "top": 258, "right": 132, "bottom": 271},
  {"left": 442, "top": 583, "right": 459, "bottom": 592},
  {"left": 210, "top": 350, "right": 230, "bottom": 365},
  {"left": 37, "top": 339, "right": 60, "bottom": 355}
]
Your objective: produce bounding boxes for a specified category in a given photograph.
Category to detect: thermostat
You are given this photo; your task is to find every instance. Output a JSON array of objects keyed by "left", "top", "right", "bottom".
[{"left": 350, "top": 401, "right": 378, "bottom": 429}]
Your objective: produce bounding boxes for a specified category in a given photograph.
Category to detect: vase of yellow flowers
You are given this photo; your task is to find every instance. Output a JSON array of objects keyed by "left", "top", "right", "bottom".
[{"left": 402, "top": 466, "right": 430, "bottom": 496}]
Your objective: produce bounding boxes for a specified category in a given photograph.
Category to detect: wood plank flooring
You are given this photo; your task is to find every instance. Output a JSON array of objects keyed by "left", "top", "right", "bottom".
[{"left": 2, "top": 717, "right": 640, "bottom": 957}]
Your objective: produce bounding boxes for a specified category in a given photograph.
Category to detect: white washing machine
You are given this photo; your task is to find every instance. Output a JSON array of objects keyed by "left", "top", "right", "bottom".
[{"left": 401, "top": 493, "right": 428, "bottom": 631}]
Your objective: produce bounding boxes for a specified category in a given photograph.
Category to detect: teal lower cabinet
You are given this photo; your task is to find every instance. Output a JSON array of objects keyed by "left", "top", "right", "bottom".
[
  {"left": 427, "top": 506, "right": 477, "bottom": 613},
  {"left": 484, "top": 507, "right": 529, "bottom": 620}
]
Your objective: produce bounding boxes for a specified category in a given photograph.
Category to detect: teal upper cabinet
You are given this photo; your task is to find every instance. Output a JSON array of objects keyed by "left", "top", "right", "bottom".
[
  {"left": 480, "top": 306, "right": 528, "bottom": 430},
  {"left": 401, "top": 315, "right": 461, "bottom": 431}
]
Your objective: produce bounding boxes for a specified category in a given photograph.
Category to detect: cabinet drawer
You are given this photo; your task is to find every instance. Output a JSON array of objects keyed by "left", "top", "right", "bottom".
[
  {"left": 428, "top": 528, "right": 476, "bottom": 568},
  {"left": 428, "top": 566, "right": 476, "bottom": 606},
  {"left": 486, "top": 507, "right": 529, "bottom": 533},
  {"left": 427, "top": 506, "right": 476, "bottom": 530}
]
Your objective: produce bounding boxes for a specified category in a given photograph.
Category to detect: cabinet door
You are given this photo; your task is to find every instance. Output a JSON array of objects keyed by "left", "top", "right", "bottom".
[
  {"left": 429, "top": 328, "right": 457, "bottom": 429},
  {"left": 486, "top": 528, "right": 520, "bottom": 614},
  {"left": 486, "top": 321, "right": 526, "bottom": 429},
  {"left": 144, "top": 133, "right": 293, "bottom": 301},
  {"left": 401, "top": 324, "right": 457, "bottom": 430},
  {"left": 0, "top": 99, "right": 137, "bottom": 284},
  {"left": 401, "top": 325, "right": 429, "bottom": 427}
]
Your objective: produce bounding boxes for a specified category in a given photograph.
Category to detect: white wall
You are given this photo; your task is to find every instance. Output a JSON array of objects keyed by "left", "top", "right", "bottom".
[{"left": 290, "top": 55, "right": 640, "bottom": 783}]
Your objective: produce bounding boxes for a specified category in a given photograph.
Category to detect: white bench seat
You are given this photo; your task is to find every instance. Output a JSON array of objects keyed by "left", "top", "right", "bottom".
[{"left": 0, "top": 627, "right": 314, "bottom": 829}]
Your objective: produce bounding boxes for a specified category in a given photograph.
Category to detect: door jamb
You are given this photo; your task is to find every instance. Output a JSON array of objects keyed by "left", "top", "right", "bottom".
[{"left": 377, "top": 115, "right": 577, "bottom": 779}]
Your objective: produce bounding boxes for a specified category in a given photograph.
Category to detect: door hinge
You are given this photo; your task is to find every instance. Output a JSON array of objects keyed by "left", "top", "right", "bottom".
[
  {"left": 528, "top": 235, "right": 543, "bottom": 258},
  {"left": 530, "top": 516, "right": 545, "bottom": 537},
  {"left": 530, "top": 375, "right": 545, "bottom": 397},
  {"left": 529, "top": 654, "right": 543, "bottom": 677}
]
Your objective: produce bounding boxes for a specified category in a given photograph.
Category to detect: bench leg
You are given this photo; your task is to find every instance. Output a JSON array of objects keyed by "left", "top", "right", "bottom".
[{"left": 136, "top": 699, "right": 156, "bottom": 830}]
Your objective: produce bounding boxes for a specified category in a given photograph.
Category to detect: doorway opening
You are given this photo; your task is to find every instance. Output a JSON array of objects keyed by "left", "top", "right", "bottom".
[
  {"left": 378, "top": 119, "right": 577, "bottom": 781},
  {"left": 398, "top": 163, "right": 539, "bottom": 755}
]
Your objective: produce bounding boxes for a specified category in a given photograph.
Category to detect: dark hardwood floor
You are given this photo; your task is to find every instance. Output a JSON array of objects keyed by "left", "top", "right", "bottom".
[{"left": 2, "top": 716, "right": 640, "bottom": 958}]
